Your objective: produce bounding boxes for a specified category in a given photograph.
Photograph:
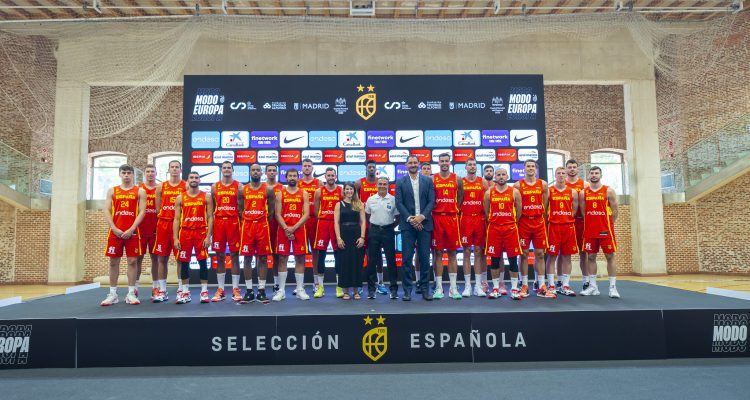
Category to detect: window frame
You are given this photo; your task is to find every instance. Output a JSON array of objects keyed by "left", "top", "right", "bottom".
[{"left": 87, "top": 151, "right": 127, "bottom": 200}]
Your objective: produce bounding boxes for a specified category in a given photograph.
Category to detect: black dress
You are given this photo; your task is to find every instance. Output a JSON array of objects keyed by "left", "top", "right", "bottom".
[{"left": 336, "top": 201, "right": 364, "bottom": 288}]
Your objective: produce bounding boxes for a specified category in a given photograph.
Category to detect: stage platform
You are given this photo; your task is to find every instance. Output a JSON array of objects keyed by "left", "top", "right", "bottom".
[{"left": 0, "top": 281, "right": 748, "bottom": 369}]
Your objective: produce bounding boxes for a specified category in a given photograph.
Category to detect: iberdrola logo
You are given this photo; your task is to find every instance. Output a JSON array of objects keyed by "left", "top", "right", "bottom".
[
  {"left": 361, "top": 314, "right": 387, "bottom": 362},
  {"left": 355, "top": 84, "right": 376, "bottom": 121}
]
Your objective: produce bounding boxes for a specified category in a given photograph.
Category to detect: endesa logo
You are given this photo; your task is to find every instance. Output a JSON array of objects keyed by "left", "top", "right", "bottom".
[
  {"left": 496, "top": 149, "right": 518, "bottom": 162},
  {"left": 279, "top": 150, "right": 301, "bottom": 164},
  {"left": 308, "top": 131, "right": 338, "bottom": 149},
  {"left": 324, "top": 150, "right": 345, "bottom": 163},
  {"left": 235, "top": 150, "right": 256, "bottom": 164},
  {"left": 191, "top": 131, "right": 220, "bottom": 149},
  {"left": 367, "top": 150, "right": 388, "bottom": 163},
  {"left": 410, "top": 149, "right": 431, "bottom": 162},
  {"left": 453, "top": 149, "right": 474, "bottom": 162},
  {"left": 191, "top": 150, "right": 213, "bottom": 164}
]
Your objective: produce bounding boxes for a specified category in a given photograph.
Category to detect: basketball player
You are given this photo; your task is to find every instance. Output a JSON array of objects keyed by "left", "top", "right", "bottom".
[
  {"left": 152, "top": 160, "right": 186, "bottom": 302},
  {"left": 564, "top": 159, "right": 589, "bottom": 291},
  {"left": 136, "top": 164, "right": 159, "bottom": 301},
  {"left": 173, "top": 171, "right": 214, "bottom": 304},
  {"left": 415, "top": 161, "right": 434, "bottom": 293},
  {"left": 580, "top": 166, "right": 620, "bottom": 298},
  {"left": 273, "top": 168, "right": 311, "bottom": 301},
  {"left": 355, "top": 159, "right": 388, "bottom": 297},
  {"left": 100, "top": 164, "right": 147, "bottom": 306},
  {"left": 265, "top": 165, "right": 284, "bottom": 293},
  {"left": 547, "top": 167, "right": 579, "bottom": 297},
  {"left": 432, "top": 153, "right": 463, "bottom": 300},
  {"left": 210, "top": 161, "right": 244, "bottom": 302},
  {"left": 483, "top": 168, "right": 522, "bottom": 300},
  {"left": 483, "top": 164, "right": 495, "bottom": 183},
  {"left": 514, "top": 159, "right": 550, "bottom": 298},
  {"left": 459, "top": 158, "right": 490, "bottom": 297},
  {"left": 312, "top": 167, "right": 342, "bottom": 298},
  {"left": 297, "top": 159, "right": 322, "bottom": 292},
  {"left": 240, "top": 164, "right": 275, "bottom": 304}
]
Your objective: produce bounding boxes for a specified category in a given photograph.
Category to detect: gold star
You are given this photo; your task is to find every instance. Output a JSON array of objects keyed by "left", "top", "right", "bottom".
[
  {"left": 357, "top": 84, "right": 365, "bottom": 92},
  {"left": 363, "top": 315, "right": 373, "bottom": 325},
  {"left": 376, "top": 315, "right": 386, "bottom": 325},
  {"left": 367, "top": 84, "right": 375, "bottom": 92}
]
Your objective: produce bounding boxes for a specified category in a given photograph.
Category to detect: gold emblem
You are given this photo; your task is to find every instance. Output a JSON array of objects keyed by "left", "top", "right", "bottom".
[
  {"left": 355, "top": 83, "right": 376, "bottom": 121},
  {"left": 362, "top": 314, "right": 387, "bottom": 362}
]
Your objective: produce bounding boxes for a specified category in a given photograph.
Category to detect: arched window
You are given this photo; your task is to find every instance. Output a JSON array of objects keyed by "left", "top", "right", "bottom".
[
  {"left": 149, "top": 152, "right": 182, "bottom": 183},
  {"left": 590, "top": 150, "right": 627, "bottom": 195},
  {"left": 88, "top": 152, "right": 127, "bottom": 200},
  {"left": 546, "top": 149, "right": 569, "bottom": 181}
]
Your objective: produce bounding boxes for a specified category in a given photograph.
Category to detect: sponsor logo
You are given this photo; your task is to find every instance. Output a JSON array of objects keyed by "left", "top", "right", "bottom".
[
  {"left": 233, "top": 165, "right": 250, "bottom": 183},
  {"left": 235, "top": 150, "right": 256, "bottom": 164},
  {"left": 301, "top": 150, "right": 323, "bottom": 164},
  {"left": 510, "top": 164, "right": 525, "bottom": 181},
  {"left": 257, "top": 150, "right": 279, "bottom": 164},
  {"left": 366, "top": 149, "right": 388, "bottom": 163},
  {"left": 338, "top": 164, "right": 366, "bottom": 182},
  {"left": 191, "top": 131, "right": 220, "bottom": 149},
  {"left": 294, "top": 102, "right": 330, "bottom": 111},
  {"left": 451, "top": 102, "right": 486, "bottom": 110},
  {"left": 475, "top": 149, "right": 496, "bottom": 162},
  {"left": 221, "top": 131, "right": 249, "bottom": 149},
  {"left": 507, "top": 88, "right": 538, "bottom": 120},
  {"left": 482, "top": 130, "right": 510, "bottom": 147},
  {"left": 510, "top": 130, "right": 538, "bottom": 147},
  {"left": 453, "top": 130, "right": 480, "bottom": 147},
  {"left": 308, "top": 131, "right": 338, "bottom": 149},
  {"left": 454, "top": 164, "right": 468, "bottom": 178},
  {"left": 334, "top": 98, "right": 348, "bottom": 115},
  {"left": 424, "top": 130, "right": 453, "bottom": 147},
  {"left": 367, "top": 131, "right": 395, "bottom": 148},
  {"left": 280, "top": 131, "right": 309, "bottom": 149},
  {"left": 191, "top": 150, "right": 213, "bottom": 164},
  {"left": 323, "top": 150, "right": 345, "bottom": 163},
  {"left": 417, "top": 101, "right": 442, "bottom": 110},
  {"left": 0, "top": 324, "right": 31, "bottom": 365},
  {"left": 431, "top": 149, "right": 453, "bottom": 162},
  {"left": 362, "top": 315, "right": 388, "bottom": 362},
  {"left": 278, "top": 165, "right": 301, "bottom": 183},
  {"left": 396, "top": 164, "right": 409, "bottom": 180},
  {"left": 388, "top": 149, "right": 409, "bottom": 163},
  {"left": 518, "top": 149, "right": 539, "bottom": 161},
  {"left": 410, "top": 149, "right": 431, "bottom": 162},
  {"left": 713, "top": 314, "right": 748, "bottom": 353},
  {"left": 346, "top": 150, "right": 367, "bottom": 163},
  {"left": 250, "top": 131, "right": 279, "bottom": 149},
  {"left": 496, "top": 149, "right": 518, "bottom": 162},
  {"left": 191, "top": 166, "right": 220, "bottom": 184},
  {"left": 313, "top": 165, "right": 337, "bottom": 179},
  {"left": 453, "top": 149, "right": 474, "bottom": 162},
  {"left": 192, "top": 88, "right": 224, "bottom": 121},
  {"left": 338, "top": 131, "right": 365, "bottom": 148},
  {"left": 262, "top": 101, "right": 287, "bottom": 110},
  {"left": 213, "top": 150, "right": 235, "bottom": 164},
  {"left": 280, "top": 150, "right": 302, "bottom": 164},
  {"left": 229, "top": 100, "right": 256, "bottom": 111},
  {"left": 490, "top": 96, "right": 505, "bottom": 114},
  {"left": 355, "top": 84, "right": 376, "bottom": 121},
  {"left": 375, "top": 165, "right": 396, "bottom": 182},
  {"left": 383, "top": 101, "right": 411, "bottom": 110},
  {"left": 396, "top": 130, "right": 424, "bottom": 148}
]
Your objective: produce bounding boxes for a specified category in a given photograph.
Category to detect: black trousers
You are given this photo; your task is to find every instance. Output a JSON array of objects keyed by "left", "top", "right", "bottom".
[{"left": 366, "top": 224, "right": 397, "bottom": 291}]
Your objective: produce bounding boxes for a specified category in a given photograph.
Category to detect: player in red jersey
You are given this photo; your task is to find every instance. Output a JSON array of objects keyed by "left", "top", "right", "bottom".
[
  {"left": 136, "top": 164, "right": 158, "bottom": 300},
  {"left": 265, "top": 164, "right": 284, "bottom": 293},
  {"left": 173, "top": 171, "right": 214, "bottom": 304},
  {"left": 564, "top": 159, "right": 590, "bottom": 291},
  {"left": 240, "top": 164, "right": 275, "bottom": 304},
  {"left": 297, "top": 159, "right": 322, "bottom": 291},
  {"left": 546, "top": 167, "right": 580, "bottom": 297},
  {"left": 355, "top": 159, "right": 387, "bottom": 297},
  {"left": 580, "top": 166, "right": 620, "bottom": 298},
  {"left": 459, "top": 158, "right": 490, "bottom": 297},
  {"left": 483, "top": 168, "right": 523, "bottom": 300},
  {"left": 514, "top": 159, "right": 550, "bottom": 298},
  {"left": 152, "top": 160, "right": 186, "bottom": 302},
  {"left": 312, "top": 167, "right": 342, "bottom": 298},
  {"left": 210, "top": 161, "right": 244, "bottom": 303},
  {"left": 100, "top": 164, "right": 147, "bottom": 306},
  {"left": 431, "top": 153, "right": 464, "bottom": 300},
  {"left": 272, "top": 168, "right": 311, "bottom": 301}
]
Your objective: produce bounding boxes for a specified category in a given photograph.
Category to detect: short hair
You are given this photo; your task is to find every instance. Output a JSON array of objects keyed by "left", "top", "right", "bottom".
[
  {"left": 406, "top": 155, "right": 420, "bottom": 163},
  {"left": 265, "top": 164, "right": 278, "bottom": 172},
  {"left": 168, "top": 160, "right": 182, "bottom": 168},
  {"left": 483, "top": 164, "right": 494, "bottom": 171},
  {"left": 465, "top": 157, "right": 476, "bottom": 163},
  {"left": 524, "top": 159, "right": 537, "bottom": 167},
  {"left": 302, "top": 158, "right": 313, "bottom": 164},
  {"left": 286, "top": 168, "right": 299, "bottom": 178},
  {"left": 420, "top": 161, "right": 431, "bottom": 168},
  {"left": 555, "top": 167, "right": 566, "bottom": 174},
  {"left": 566, "top": 159, "right": 578, "bottom": 167},
  {"left": 377, "top": 177, "right": 389, "bottom": 184},
  {"left": 437, "top": 152, "right": 451, "bottom": 161},
  {"left": 119, "top": 164, "right": 134, "bottom": 173},
  {"left": 221, "top": 161, "right": 233, "bottom": 168},
  {"left": 325, "top": 167, "right": 336, "bottom": 174},
  {"left": 144, "top": 164, "right": 156, "bottom": 170},
  {"left": 366, "top": 159, "right": 376, "bottom": 166},
  {"left": 188, "top": 171, "right": 200, "bottom": 177},
  {"left": 590, "top": 166, "right": 602, "bottom": 173}
]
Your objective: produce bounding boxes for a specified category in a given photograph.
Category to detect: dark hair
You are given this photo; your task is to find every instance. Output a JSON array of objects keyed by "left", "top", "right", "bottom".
[
  {"left": 483, "top": 164, "right": 494, "bottom": 171},
  {"left": 144, "top": 164, "right": 156, "bottom": 170},
  {"left": 437, "top": 152, "right": 451, "bottom": 161},
  {"left": 221, "top": 161, "right": 233, "bottom": 168},
  {"left": 188, "top": 171, "right": 200, "bottom": 177},
  {"left": 524, "top": 159, "right": 537, "bottom": 167},
  {"left": 406, "top": 155, "right": 420, "bottom": 164},
  {"left": 465, "top": 157, "right": 476, "bottom": 163},
  {"left": 119, "top": 164, "right": 134, "bottom": 173},
  {"left": 565, "top": 159, "right": 578, "bottom": 167},
  {"left": 302, "top": 158, "right": 313, "bottom": 164},
  {"left": 420, "top": 161, "right": 431, "bottom": 167},
  {"left": 286, "top": 168, "right": 299, "bottom": 178},
  {"left": 168, "top": 160, "right": 182, "bottom": 168},
  {"left": 590, "top": 166, "right": 602, "bottom": 173},
  {"left": 365, "top": 159, "right": 376, "bottom": 166},
  {"left": 265, "top": 164, "right": 278, "bottom": 172},
  {"left": 325, "top": 167, "right": 336, "bottom": 174}
]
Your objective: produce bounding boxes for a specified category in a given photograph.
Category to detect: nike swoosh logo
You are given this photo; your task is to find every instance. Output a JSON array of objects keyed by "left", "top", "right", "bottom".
[
  {"left": 314, "top": 172, "right": 326, "bottom": 178},
  {"left": 198, "top": 172, "right": 215, "bottom": 178},
  {"left": 513, "top": 134, "right": 533, "bottom": 142},
  {"left": 283, "top": 136, "right": 304, "bottom": 144},
  {"left": 399, "top": 135, "right": 419, "bottom": 143}
]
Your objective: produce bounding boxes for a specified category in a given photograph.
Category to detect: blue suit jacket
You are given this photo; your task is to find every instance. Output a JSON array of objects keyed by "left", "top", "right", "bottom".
[{"left": 395, "top": 173, "right": 435, "bottom": 232}]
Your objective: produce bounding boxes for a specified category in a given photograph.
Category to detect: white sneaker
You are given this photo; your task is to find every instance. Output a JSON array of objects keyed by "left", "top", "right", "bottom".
[
  {"left": 432, "top": 288, "right": 444, "bottom": 299},
  {"left": 125, "top": 292, "right": 140, "bottom": 305},
  {"left": 462, "top": 285, "right": 472, "bottom": 298},
  {"left": 580, "top": 285, "right": 600, "bottom": 296},
  {"left": 474, "top": 286, "right": 487, "bottom": 297},
  {"left": 449, "top": 287, "right": 463, "bottom": 300},
  {"left": 609, "top": 286, "right": 621, "bottom": 299},
  {"left": 272, "top": 290, "right": 286, "bottom": 302},
  {"left": 100, "top": 293, "right": 119, "bottom": 306},
  {"left": 296, "top": 288, "right": 310, "bottom": 300}
]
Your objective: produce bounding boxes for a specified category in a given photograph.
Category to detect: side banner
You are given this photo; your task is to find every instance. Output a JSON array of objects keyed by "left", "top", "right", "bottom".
[
  {"left": 664, "top": 309, "right": 750, "bottom": 358},
  {"left": 0, "top": 319, "right": 76, "bottom": 369}
]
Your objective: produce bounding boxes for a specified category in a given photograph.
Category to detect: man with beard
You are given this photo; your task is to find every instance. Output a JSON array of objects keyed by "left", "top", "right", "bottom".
[
  {"left": 483, "top": 164, "right": 495, "bottom": 183},
  {"left": 210, "top": 161, "right": 244, "bottom": 302},
  {"left": 431, "top": 153, "right": 463, "bottom": 300},
  {"left": 312, "top": 167, "right": 342, "bottom": 298},
  {"left": 547, "top": 167, "right": 579, "bottom": 297},
  {"left": 153, "top": 160, "right": 186, "bottom": 302},
  {"left": 356, "top": 159, "right": 388, "bottom": 297},
  {"left": 239, "top": 164, "right": 275, "bottom": 304},
  {"left": 265, "top": 165, "right": 284, "bottom": 293},
  {"left": 297, "top": 159, "right": 322, "bottom": 293},
  {"left": 483, "top": 168, "right": 522, "bottom": 300},
  {"left": 273, "top": 168, "right": 311, "bottom": 301},
  {"left": 514, "top": 159, "right": 550, "bottom": 298},
  {"left": 459, "top": 158, "right": 490, "bottom": 297},
  {"left": 564, "top": 159, "right": 589, "bottom": 291}
]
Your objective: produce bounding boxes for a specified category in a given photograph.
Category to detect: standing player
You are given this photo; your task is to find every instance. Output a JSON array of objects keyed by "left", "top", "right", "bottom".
[
  {"left": 136, "top": 164, "right": 159, "bottom": 301},
  {"left": 580, "top": 166, "right": 620, "bottom": 298},
  {"left": 483, "top": 164, "right": 495, "bottom": 183},
  {"left": 265, "top": 165, "right": 284, "bottom": 293},
  {"left": 100, "top": 164, "right": 147, "bottom": 306},
  {"left": 459, "top": 158, "right": 490, "bottom": 297},
  {"left": 483, "top": 168, "right": 522, "bottom": 299},
  {"left": 273, "top": 168, "right": 311, "bottom": 301},
  {"left": 153, "top": 160, "right": 186, "bottom": 302},
  {"left": 546, "top": 167, "right": 579, "bottom": 297},
  {"left": 514, "top": 159, "right": 550, "bottom": 298},
  {"left": 356, "top": 159, "right": 388, "bottom": 297},
  {"left": 297, "top": 159, "right": 322, "bottom": 292},
  {"left": 173, "top": 171, "right": 214, "bottom": 304},
  {"left": 312, "top": 167, "right": 342, "bottom": 298},
  {"left": 240, "top": 164, "right": 275, "bottom": 304},
  {"left": 564, "top": 159, "right": 589, "bottom": 291},
  {"left": 431, "top": 153, "right": 463, "bottom": 300},
  {"left": 210, "top": 161, "right": 244, "bottom": 302}
]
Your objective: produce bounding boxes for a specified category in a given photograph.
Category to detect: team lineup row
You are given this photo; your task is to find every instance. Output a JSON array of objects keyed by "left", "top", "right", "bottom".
[{"left": 100, "top": 154, "right": 619, "bottom": 306}]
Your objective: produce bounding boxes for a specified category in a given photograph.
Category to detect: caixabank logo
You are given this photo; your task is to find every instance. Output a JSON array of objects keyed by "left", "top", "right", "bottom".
[
  {"left": 712, "top": 313, "right": 748, "bottom": 353},
  {"left": 192, "top": 88, "right": 224, "bottom": 122},
  {"left": 361, "top": 315, "right": 388, "bottom": 362},
  {"left": 0, "top": 324, "right": 31, "bottom": 365}
]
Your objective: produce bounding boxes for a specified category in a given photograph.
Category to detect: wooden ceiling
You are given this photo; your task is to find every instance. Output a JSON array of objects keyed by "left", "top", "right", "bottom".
[{"left": 0, "top": 0, "right": 745, "bottom": 22}]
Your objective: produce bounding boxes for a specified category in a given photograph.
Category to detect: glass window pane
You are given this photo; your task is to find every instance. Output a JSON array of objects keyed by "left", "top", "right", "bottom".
[
  {"left": 93, "top": 155, "right": 126, "bottom": 167},
  {"left": 599, "top": 164, "right": 624, "bottom": 195},
  {"left": 91, "top": 167, "right": 121, "bottom": 200},
  {"left": 591, "top": 152, "right": 621, "bottom": 164},
  {"left": 153, "top": 154, "right": 182, "bottom": 183}
]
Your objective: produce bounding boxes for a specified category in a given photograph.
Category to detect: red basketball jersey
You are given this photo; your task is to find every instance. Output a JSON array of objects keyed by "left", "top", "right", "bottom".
[
  {"left": 298, "top": 178, "right": 320, "bottom": 216},
  {"left": 460, "top": 176, "right": 484, "bottom": 215},
  {"left": 566, "top": 178, "right": 585, "bottom": 218},
  {"left": 214, "top": 180, "right": 240, "bottom": 218},
  {"left": 488, "top": 186, "right": 516, "bottom": 225},
  {"left": 548, "top": 185, "right": 575, "bottom": 224},
  {"left": 242, "top": 183, "right": 269, "bottom": 221},
  {"left": 139, "top": 183, "right": 157, "bottom": 234},
  {"left": 518, "top": 179, "right": 545, "bottom": 217},
  {"left": 280, "top": 188, "right": 305, "bottom": 226},
  {"left": 583, "top": 185, "right": 614, "bottom": 238},
  {"left": 180, "top": 192, "right": 208, "bottom": 230},
  {"left": 112, "top": 186, "right": 139, "bottom": 230},
  {"left": 359, "top": 178, "right": 378, "bottom": 203},
  {"left": 318, "top": 185, "right": 342, "bottom": 220},
  {"left": 157, "top": 180, "right": 187, "bottom": 220},
  {"left": 433, "top": 173, "right": 459, "bottom": 214}
]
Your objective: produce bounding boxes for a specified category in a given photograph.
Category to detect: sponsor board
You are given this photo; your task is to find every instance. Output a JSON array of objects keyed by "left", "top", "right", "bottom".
[
  {"left": 339, "top": 131, "right": 365, "bottom": 148},
  {"left": 496, "top": 149, "right": 518, "bottom": 162},
  {"left": 453, "top": 130, "right": 481, "bottom": 147},
  {"left": 221, "top": 131, "right": 250, "bottom": 149},
  {"left": 510, "top": 130, "right": 537, "bottom": 147},
  {"left": 367, "top": 131, "right": 395, "bottom": 148},
  {"left": 482, "top": 130, "right": 509, "bottom": 147},
  {"left": 395, "top": 130, "right": 424, "bottom": 148},
  {"left": 280, "top": 131, "right": 309, "bottom": 149},
  {"left": 213, "top": 150, "right": 235, "bottom": 164},
  {"left": 345, "top": 150, "right": 367, "bottom": 163},
  {"left": 250, "top": 131, "right": 280, "bottom": 149},
  {"left": 389, "top": 149, "right": 410, "bottom": 163},
  {"left": 235, "top": 150, "right": 256, "bottom": 164},
  {"left": 367, "top": 150, "right": 388, "bottom": 163},
  {"left": 475, "top": 149, "right": 496, "bottom": 162},
  {"left": 424, "top": 130, "right": 453, "bottom": 147},
  {"left": 453, "top": 149, "right": 474, "bottom": 162},
  {"left": 279, "top": 150, "right": 301, "bottom": 164},
  {"left": 517, "top": 149, "right": 539, "bottom": 161},
  {"left": 323, "top": 150, "right": 345, "bottom": 164},
  {"left": 192, "top": 131, "right": 220, "bottom": 149},
  {"left": 301, "top": 150, "right": 323, "bottom": 164},
  {"left": 191, "top": 166, "right": 221, "bottom": 184},
  {"left": 257, "top": 150, "right": 279, "bottom": 164},
  {"left": 191, "top": 150, "right": 213, "bottom": 164},
  {"left": 308, "top": 131, "right": 338, "bottom": 148}
]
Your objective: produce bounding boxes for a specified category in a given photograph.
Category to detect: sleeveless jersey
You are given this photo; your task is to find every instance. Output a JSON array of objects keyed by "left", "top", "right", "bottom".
[
  {"left": 242, "top": 183, "right": 269, "bottom": 221},
  {"left": 583, "top": 185, "right": 614, "bottom": 238},
  {"left": 488, "top": 186, "right": 516, "bottom": 225},
  {"left": 280, "top": 188, "right": 305, "bottom": 226},
  {"left": 318, "top": 185, "right": 342, "bottom": 220},
  {"left": 518, "top": 179, "right": 545, "bottom": 217},
  {"left": 112, "top": 186, "right": 140, "bottom": 230},
  {"left": 460, "top": 176, "right": 485, "bottom": 216},
  {"left": 548, "top": 185, "right": 575, "bottom": 224},
  {"left": 433, "top": 173, "right": 459, "bottom": 214},
  {"left": 270, "top": 182, "right": 284, "bottom": 195},
  {"left": 180, "top": 192, "right": 208, "bottom": 230},
  {"left": 157, "top": 180, "right": 187, "bottom": 220},
  {"left": 298, "top": 178, "right": 320, "bottom": 217},
  {"left": 139, "top": 183, "right": 157, "bottom": 234},
  {"left": 565, "top": 178, "right": 585, "bottom": 218},
  {"left": 359, "top": 178, "right": 378, "bottom": 203},
  {"left": 214, "top": 180, "right": 240, "bottom": 218}
]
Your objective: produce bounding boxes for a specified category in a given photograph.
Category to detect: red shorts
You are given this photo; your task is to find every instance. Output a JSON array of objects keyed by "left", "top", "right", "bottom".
[
  {"left": 276, "top": 225, "right": 309, "bottom": 256},
  {"left": 432, "top": 214, "right": 461, "bottom": 251},
  {"left": 177, "top": 228, "right": 208, "bottom": 262},
  {"left": 105, "top": 229, "right": 143, "bottom": 258},
  {"left": 269, "top": 218, "right": 280, "bottom": 252},
  {"left": 154, "top": 218, "right": 176, "bottom": 257},
  {"left": 547, "top": 223, "right": 579, "bottom": 256},
  {"left": 460, "top": 214, "right": 486, "bottom": 248},
  {"left": 518, "top": 216, "right": 548, "bottom": 250},
  {"left": 240, "top": 219, "right": 272, "bottom": 256},
  {"left": 583, "top": 233, "right": 617, "bottom": 254},
  {"left": 574, "top": 218, "right": 584, "bottom": 250},
  {"left": 305, "top": 216, "right": 317, "bottom": 248},
  {"left": 314, "top": 218, "right": 338, "bottom": 251},
  {"left": 212, "top": 217, "right": 241, "bottom": 254},
  {"left": 140, "top": 234, "right": 156, "bottom": 255},
  {"left": 484, "top": 223, "right": 521, "bottom": 258}
]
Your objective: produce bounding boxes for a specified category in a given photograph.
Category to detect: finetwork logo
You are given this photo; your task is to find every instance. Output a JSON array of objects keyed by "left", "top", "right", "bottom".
[
  {"left": 250, "top": 131, "right": 279, "bottom": 149},
  {"left": 506, "top": 87, "right": 538, "bottom": 120},
  {"left": 713, "top": 314, "right": 748, "bottom": 353},
  {"left": 0, "top": 324, "right": 31, "bottom": 365},
  {"left": 367, "top": 131, "right": 395, "bottom": 148},
  {"left": 192, "top": 88, "right": 224, "bottom": 121}
]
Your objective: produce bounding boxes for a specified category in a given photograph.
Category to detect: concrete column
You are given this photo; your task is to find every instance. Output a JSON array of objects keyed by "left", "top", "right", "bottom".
[
  {"left": 623, "top": 80, "right": 668, "bottom": 275},
  {"left": 48, "top": 81, "right": 89, "bottom": 283}
]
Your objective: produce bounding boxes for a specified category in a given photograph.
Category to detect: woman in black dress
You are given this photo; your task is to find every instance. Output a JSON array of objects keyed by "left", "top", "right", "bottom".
[{"left": 334, "top": 182, "right": 366, "bottom": 300}]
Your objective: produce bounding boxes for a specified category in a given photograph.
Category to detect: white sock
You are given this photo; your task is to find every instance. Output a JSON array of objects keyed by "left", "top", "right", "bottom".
[
  {"left": 134, "top": 281, "right": 139, "bottom": 290},
  {"left": 436, "top": 276, "right": 443, "bottom": 290},
  {"left": 258, "top": 279, "right": 266, "bottom": 289},
  {"left": 547, "top": 274, "right": 555, "bottom": 287},
  {"left": 589, "top": 275, "right": 598, "bottom": 287},
  {"left": 464, "top": 274, "right": 472, "bottom": 287},
  {"left": 609, "top": 277, "right": 617, "bottom": 287},
  {"left": 537, "top": 275, "right": 545, "bottom": 287},
  {"left": 183, "top": 283, "right": 189, "bottom": 291},
  {"left": 201, "top": 283, "right": 208, "bottom": 292},
  {"left": 232, "top": 274, "right": 240, "bottom": 289},
  {"left": 278, "top": 272, "right": 288, "bottom": 290},
  {"left": 511, "top": 277, "right": 519, "bottom": 290},
  {"left": 161, "top": 280, "right": 167, "bottom": 292},
  {"left": 377, "top": 272, "right": 383, "bottom": 284},
  {"left": 246, "top": 280, "right": 253, "bottom": 290},
  {"left": 295, "top": 273, "right": 305, "bottom": 290},
  {"left": 217, "top": 273, "right": 226, "bottom": 290},
  {"left": 152, "top": 281, "right": 158, "bottom": 289},
  {"left": 493, "top": 278, "right": 500, "bottom": 289},
  {"left": 449, "top": 273, "right": 457, "bottom": 289},
  {"left": 562, "top": 275, "right": 570, "bottom": 287},
  {"left": 316, "top": 275, "right": 324, "bottom": 286},
  {"left": 109, "top": 287, "right": 117, "bottom": 295},
  {"left": 521, "top": 275, "right": 528, "bottom": 286},
  {"left": 481, "top": 272, "right": 487, "bottom": 283},
  {"left": 582, "top": 275, "right": 589, "bottom": 284},
  {"left": 128, "top": 286, "right": 135, "bottom": 294},
  {"left": 274, "top": 274, "right": 279, "bottom": 285},
  {"left": 177, "top": 280, "right": 183, "bottom": 291}
]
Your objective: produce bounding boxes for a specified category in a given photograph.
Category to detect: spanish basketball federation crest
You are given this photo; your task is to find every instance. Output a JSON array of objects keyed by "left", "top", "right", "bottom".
[
  {"left": 361, "top": 314, "right": 387, "bottom": 362},
  {"left": 355, "top": 83, "right": 376, "bottom": 121}
]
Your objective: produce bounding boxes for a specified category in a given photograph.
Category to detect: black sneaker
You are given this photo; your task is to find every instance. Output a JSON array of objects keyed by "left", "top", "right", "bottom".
[
  {"left": 416, "top": 286, "right": 423, "bottom": 295},
  {"left": 241, "top": 290, "right": 255, "bottom": 304},
  {"left": 273, "top": 284, "right": 280, "bottom": 293},
  {"left": 256, "top": 289, "right": 269, "bottom": 304},
  {"left": 367, "top": 290, "right": 376, "bottom": 299},
  {"left": 533, "top": 281, "right": 539, "bottom": 291},
  {"left": 582, "top": 281, "right": 590, "bottom": 291}
]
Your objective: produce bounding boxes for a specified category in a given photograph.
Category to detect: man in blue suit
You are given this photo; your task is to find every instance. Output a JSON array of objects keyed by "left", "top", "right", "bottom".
[{"left": 395, "top": 155, "right": 435, "bottom": 301}]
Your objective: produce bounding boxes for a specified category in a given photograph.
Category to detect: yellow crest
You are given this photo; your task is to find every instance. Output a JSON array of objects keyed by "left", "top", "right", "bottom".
[
  {"left": 362, "top": 326, "right": 388, "bottom": 362},
  {"left": 356, "top": 92, "right": 377, "bottom": 121}
]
